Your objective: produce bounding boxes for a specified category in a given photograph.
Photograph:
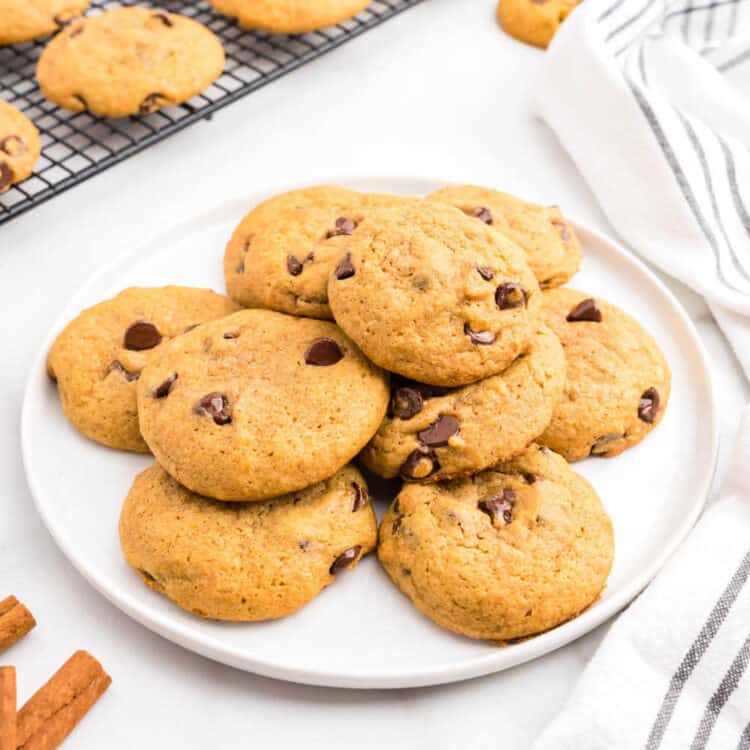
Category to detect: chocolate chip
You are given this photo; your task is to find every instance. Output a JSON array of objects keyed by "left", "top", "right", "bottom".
[
  {"left": 154, "top": 373, "right": 177, "bottom": 398},
  {"left": 139, "top": 93, "right": 168, "bottom": 115},
  {"left": 0, "top": 135, "right": 26, "bottom": 157},
  {"left": 243, "top": 236, "right": 253, "bottom": 252},
  {"left": 551, "top": 218, "right": 571, "bottom": 241},
  {"left": 287, "top": 255, "right": 303, "bottom": 276},
  {"left": 400, "top": 448, "right": 440, "bottom": 480},
  {"left": 638, "top": 387, "right": 660, "bottom": 423},
  {"left": 299, "top": 540, "right": 310, "bottom": 551},
  {"left": 183, "top": 324, "right": 199, "bottom": 334},
  {"left": 476, "top": 265, "right": 495, "bottom": 281},
  {"left": 523, "top": 473, "right": 538, "bottom": 484},
  {"left": 401, "top": 567, "right": 411, "bottom": 576},
  {"left": 392, "top": 498, "right": 400, "bottom": 514},
  {"left": 152, "top": 12, "right": 174, "bottom": 26},
  {"left": 417, "top": 415, "right": 460, "bottom": 447},
  {"left": 330, "top": 546, "right": 361, "bottom": 574},
  {"left": 236, "top": 259, "right": 245, "bottom": 274},
  {"left": 305, "top": 338, "right": 343, "bottom": 366},
  {"left": 392, "top": 514, "right": 404, "bottom": 533},
  {"left": 478, "top": 489, "right": 517, "bottom": 525},
  {"left": 471, "top": 206, "right": 493, "bottom": 224},
  {"left": 334, "top": 253, "right": 355, "bottom": 280},
  {"left": 464, "top": 323, "right": 496, "bottom": 345},
  {"left": 0, "top": 162, "right": 12, "bottom": 191},
  {"left": 305, "top": 252, "right": 314, "bottom": 262},
  {"left": 109, "top": 360, "right": 139, "bottom": 382},
  {"left": 351, "top": 482, "right": 368, "bottom": 512},
  {"left": 327, "top": 217, "right": 356, "bottom": 238},
  {"left": 72, "top": 93, "right": 87, "bottom": 109},
  {"left": 567, "top": 298, "right": 602, "bottom": 323},
  {"left": 124, "top": 321, "right": 161, "bottom": 351},
  {"left": 495, "top": 283, "right": 528, "bottom": 310},
  {"left": 390, "top": 387, "right": 424, "bottom": 420},
  {"left": 195, "top": 392, "right": 232, "bottom": 425},
  {"left": 590, "top": 433, "right": 622, "bottom": 455}
]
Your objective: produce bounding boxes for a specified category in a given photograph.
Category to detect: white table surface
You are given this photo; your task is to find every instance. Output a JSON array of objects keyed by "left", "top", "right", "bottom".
[{"left": 1, "top": 1, "right": 748, "bottom": 747}]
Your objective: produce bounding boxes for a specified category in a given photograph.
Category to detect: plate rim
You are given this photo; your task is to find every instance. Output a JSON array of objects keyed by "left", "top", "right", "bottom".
[{"left": 20, "top": 173, "right": 719, "bottom": 689}]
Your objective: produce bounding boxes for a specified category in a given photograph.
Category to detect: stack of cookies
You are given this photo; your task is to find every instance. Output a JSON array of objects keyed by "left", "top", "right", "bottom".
[{"left": 47, "top": 183, "right": 671, "bottom": 644}]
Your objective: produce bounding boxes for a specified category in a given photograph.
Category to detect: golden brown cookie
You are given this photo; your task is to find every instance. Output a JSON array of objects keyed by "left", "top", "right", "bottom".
[
  {"left": 36, "top": 7, "right": 225, "bottom": 117},
  {"left": 0, "top": 0, "right": 90, "bottom": 46},
  {"left": 47, "top": 286, "right": 239, "bottom": 452},
  {"left": 0, "top": 101, "right": 41, "bottom": 193},
  {"left": 136, "top": 308, "right": 390, "bottom": 501},
  {"left": 497, "top": 0, "right": 580, "bottom": 49},
  {"left": 428, "top": 185, "right": 581, "bottom": 287},
  {"left": 360, "top": 324, "right": 565, "bottom": 482},
  {"left": 209, "top": 0, "right": 371, "bottom": 34},
  {"left": 378, "top": 444, "right": 614, "bottom": 642},
  {"left": 538, "top": 288, "right": 671, "bottom": 461},
  {"left": 120, "top": 463, "right": 377, "bottom": 621},
  {"left": 224, "top": 186, "right": 402, "bottom": 320},
  {"left": 327, "top": 201, "right": 542, "bottom": 387}
]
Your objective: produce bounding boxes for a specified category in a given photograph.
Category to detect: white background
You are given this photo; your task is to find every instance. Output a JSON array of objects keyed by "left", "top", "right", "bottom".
[{"left": 1, "top": 0, "right": 748, "bottom": 747}]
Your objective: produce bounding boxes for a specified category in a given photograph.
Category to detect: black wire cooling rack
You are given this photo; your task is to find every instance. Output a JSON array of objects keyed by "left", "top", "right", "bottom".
[{"left": 0, "top": 0, "right": 423, "bottom": 224}]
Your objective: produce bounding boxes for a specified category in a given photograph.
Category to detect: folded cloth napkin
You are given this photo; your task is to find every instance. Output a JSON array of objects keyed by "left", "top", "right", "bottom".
[{"left": 530, "top": 0, "right": 750, "bottom": 747}]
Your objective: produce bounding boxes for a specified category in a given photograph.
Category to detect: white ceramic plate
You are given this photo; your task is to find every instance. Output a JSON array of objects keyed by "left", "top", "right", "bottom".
[{"left": 22, "top": 176, "right": 718, "bottom": 689}]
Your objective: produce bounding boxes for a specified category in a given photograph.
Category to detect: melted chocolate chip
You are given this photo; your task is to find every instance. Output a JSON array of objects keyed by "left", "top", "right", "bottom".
[
  {"left": 124, "top": 321, "right": 161, "bottom": 351},
  {"left": 590, "top": 433, "right": 622, "bottom": 455},
  {"left": 299, "top": 540, "right": 310, "bottom": 551},
  {"left": 139, "top": 93, "right": 168, "bottom": 115},
  {"left": 0, "top": 162, "right": 12, "bottom": 192},
  {"left": 236, "top": 259, "right": 245, "bottom": 274},
  {"left": 551, "top": 218, "right": 571, "bottom": 241},
  {"left": 152, "top": 12, "right": 174, "bottom": 26},
  {"left": 464, "top": 323, "right": 496, "bottom": 345},
  {"left": 523, "top": 473, "right": 538, "bottom": 484},
  {"left": 400, "top": 448, "right": 440, "bottom": 480},
  {"left": 287, "top": 255, "right": 303, "bottom": 276},
  {"left": 0, "top": 135, "right": 26, "bottom": 157},
  {"left": 334, "top": 253, "right": 355, "bottom": 280},
  {"left": 183, "top": 324, "right": 199, "bottom": 334},
  {"left": 330, "top": 546, "right": 361, "bottom": 574},
  {"left": 417, "top": 415, "right": 460, "bottom": 447},
  {"left": 476, "top": 265, "right": 495, "bottom": 281},
  {"left": 351, "top": 482, "right": 368, "bottom": 512},
  {"left": 390, "top": 387, "right": 424, "bottom": 420},
  {"left": 154, "top": 373, "right": 177, "bottom": 398},
  {"left": 567, "top": 298, "right": 602, "bottom": 323},
  {"left": 243, "top": 236, "right": 253, "bottom": 252},
  {"left": 109, "top": 360, "right": 139, "bottom": 382},
  {"left": 195, "top": 392, "right": 232, "bottom": 425},
  {"left": 223, "top": 332, "right": 239, "bottom": 339},
  {"left": 305, "top": 338, "right": 343, "bottom": 366},
  {"left": 478, "top": 489, "right": 517, "bottom": 525},
  {"left": 638, "top": 387, "right": 660, "bottom": 423},
  {"left": 392, "top": 514, "right": 404, "bottom": 533},
  {"left": 327, "top": 217, "right": 356, "bottom": 238},
  {"left": 471, "top": 206, "right": 493, "bottom": 224},
  {"left": 495, "top": 283, "right": 528, "bottom": 310}
]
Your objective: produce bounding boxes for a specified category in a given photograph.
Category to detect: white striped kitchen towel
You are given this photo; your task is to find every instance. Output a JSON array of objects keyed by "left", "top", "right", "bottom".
[{"left": 530, "top": 1, "right": 750, "bottom": 748}]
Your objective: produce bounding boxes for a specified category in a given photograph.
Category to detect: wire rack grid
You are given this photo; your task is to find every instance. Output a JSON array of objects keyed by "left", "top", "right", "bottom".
[{"left": 0, "top": 0, "right": 423, "bottom": 224}]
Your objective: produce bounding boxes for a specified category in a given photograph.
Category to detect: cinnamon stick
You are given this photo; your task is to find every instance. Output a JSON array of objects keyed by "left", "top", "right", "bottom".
[
  {"left": 0, "top": 597, "right": 36, "bottom": 654},
  {"left": 0, "top": 666, "right": 16, "bottom": 750},
  {"left": 17, "top": 650, "right": 111, "bottom": 750}
]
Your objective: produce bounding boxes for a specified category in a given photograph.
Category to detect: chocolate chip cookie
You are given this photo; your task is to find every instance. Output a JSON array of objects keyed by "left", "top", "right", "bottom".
[
  {"left": 120, "top": 463, "right": 377, "bottom": 621},
  {"left": 327, "top": 201, "right": 542, "bottom": 387},
  {"left": 378, "top": 444, "right": 614, "bottom": 642},
  {"left": 208, "top": 0, "right": 371, "bottom": 34},
  {"left": 428, "top": 185, "right": 581, "bottom": 288},
  {"left": 0, "top": 101, "right": 41, "bottom": 193},
  {"left": 0, "top": 0, "right": 90, "bottom": 45},
  {"left": 224, "top": 185, "right": 402, "bottom": 320},
  {"left": 136, "top": 308, "right": 390, "bottom": 501},
  {"left": 47, "top": 286, "right": 239, "bottom": 452},
  {"left": 538, "top": 288, "right": 671, "bottom": 461},
  {"left": 360, "top": 324, "right": 565, "bottom": 482},
  {"left": 36, "top": 7, "right": 224, "bottom": 117},
  {"left": 497, "top": 0, "right": 580, "bottom": 48}
]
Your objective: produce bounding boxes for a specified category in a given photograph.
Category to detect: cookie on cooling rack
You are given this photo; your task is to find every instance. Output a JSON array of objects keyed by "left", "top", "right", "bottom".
[
  {"left": 36, "top": 7, "right": 225, "bottom": 117},
  {"left": 0, "top": 0, "right": 90, "bottom": 46},
  {"left": 378, "top": 444, "right": 614, "bottom": 642},
  {"left": 208, "top": 0, "right": 371, "bottom": 34},
  {"left": 0, "top": 101, "right": 41, "bottom": 193},
  {"left": 120, "top": 463, "right": 377, "bottom": 621},
  {"left": 47, "top": 286, "right": 239, "bottom": 452}
]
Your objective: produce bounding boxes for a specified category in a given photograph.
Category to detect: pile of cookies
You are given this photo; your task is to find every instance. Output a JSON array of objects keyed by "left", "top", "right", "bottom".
[
  {"left": 47, "top": 183, "right": 670, "bottom": 644},
  {"left": 0, "top": 1, "right": 373, "bottom": 192}
]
